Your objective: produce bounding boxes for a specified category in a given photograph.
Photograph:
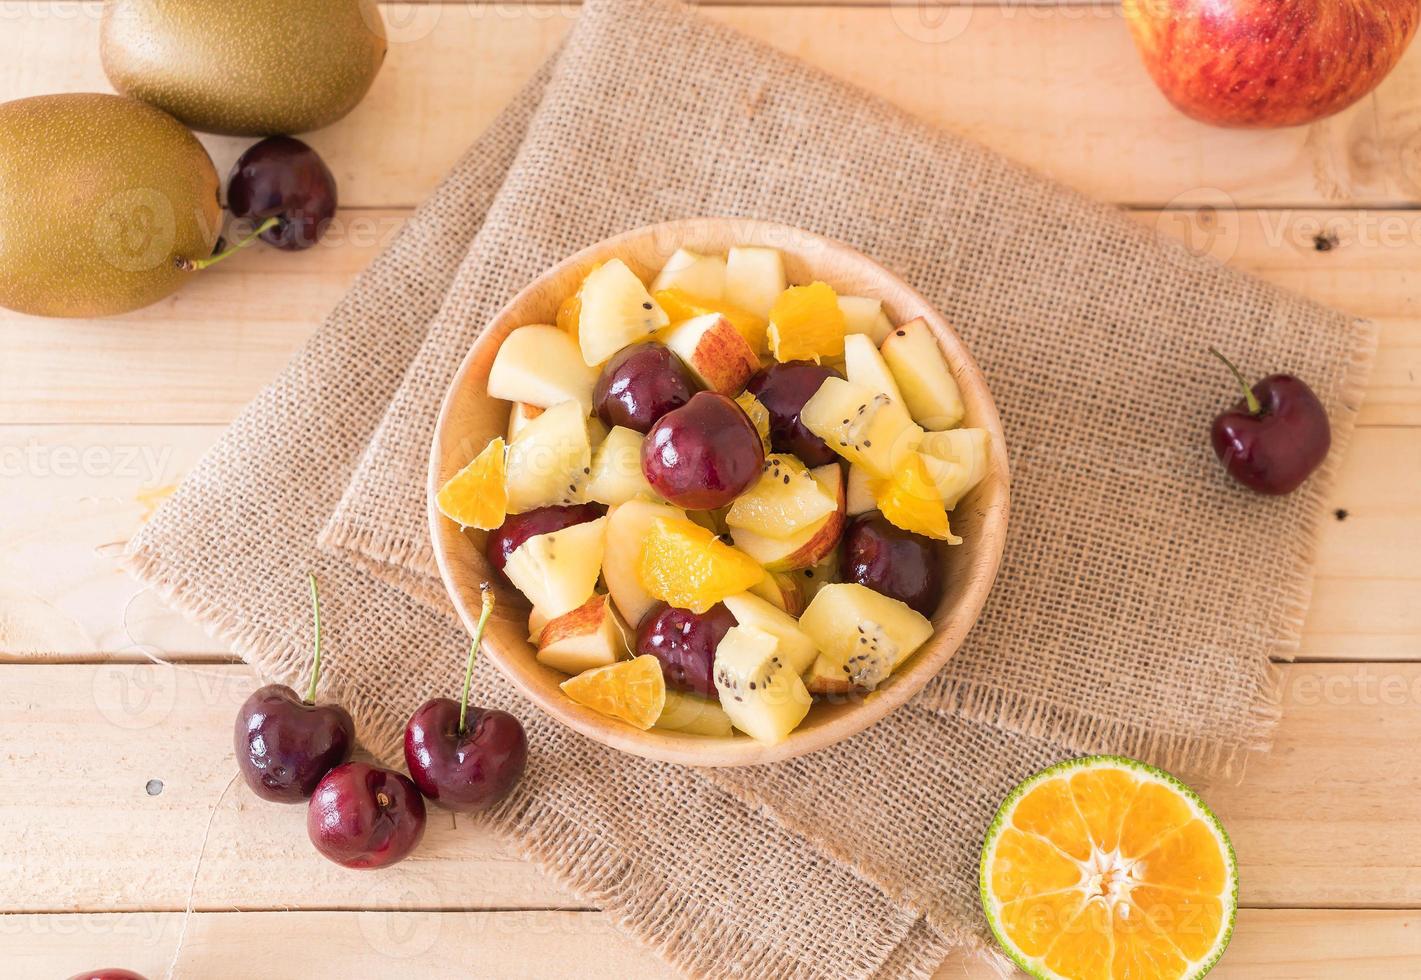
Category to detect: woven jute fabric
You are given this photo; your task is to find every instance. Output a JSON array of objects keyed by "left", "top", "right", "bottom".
[{"left": 126, "top": 0, "right": 1375, "bottom": 976}]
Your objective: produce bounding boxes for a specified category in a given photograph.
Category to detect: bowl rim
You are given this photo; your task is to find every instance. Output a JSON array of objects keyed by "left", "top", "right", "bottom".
[{"left": 428, "top": 217, "right": 1010, "bottom": 767}]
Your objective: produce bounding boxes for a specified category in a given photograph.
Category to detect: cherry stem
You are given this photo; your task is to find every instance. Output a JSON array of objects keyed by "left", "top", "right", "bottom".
[
  {"left": 1209, "top": 347, "right": 1261, "bottom": 416},
  {"left": 304, "top": 573, "right": 323, "bottom": 705},
  {"left": 179, "top": 215, "right": 280, "bottom": 272},
  {"left": 458, "top": 585, "right": 496, "bottom": 735}
]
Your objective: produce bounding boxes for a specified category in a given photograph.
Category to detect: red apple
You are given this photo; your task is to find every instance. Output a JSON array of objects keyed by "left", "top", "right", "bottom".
[{"left": 1123, "top": 0, "right": 1419, "bottom": 128}]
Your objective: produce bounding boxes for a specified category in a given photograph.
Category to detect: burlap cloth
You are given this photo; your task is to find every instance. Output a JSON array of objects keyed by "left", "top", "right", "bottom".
[{"left": 126, "top": 1, "right": 1376, "bottom": 976}]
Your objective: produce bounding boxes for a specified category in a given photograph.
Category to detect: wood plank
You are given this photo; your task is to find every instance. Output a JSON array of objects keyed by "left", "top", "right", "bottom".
[
  {"left": 5, "top": 662, "right": 1421, "bottom": 911},
  {"left": 8, "top": 908, "right": 1421, "bottom": 979},
  {"left": 2, "top": 5, "right": 1418, "bottom": 211},
  {"left": 0, "top": 208, "right": 1415, "bottom": 426},
  {"left": 3, "top": 423, "right": 1416, "bottom": 662},
  {"left": 0, "top": 664, "right": 574, "bottom": 912}
]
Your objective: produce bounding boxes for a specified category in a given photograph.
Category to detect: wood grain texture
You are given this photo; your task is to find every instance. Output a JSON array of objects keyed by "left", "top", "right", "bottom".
[
  {"left": 430, "top": 218, "right": 1009, "bottom": 766},
  {"left": 5, "top": 661, "right": 1421, "bottom": 911},
  {"left": 7, "top": 909, "right": 1419, "bottom": 979},
  {"left": 3, "top": 208, "right": 1414, "bottom": 426},
  {"left": 3, "top": 5, "right": 1419, "bottom": 211},
  {"left": 4, "top": 424, "right": 1414, "bottom": 663}
]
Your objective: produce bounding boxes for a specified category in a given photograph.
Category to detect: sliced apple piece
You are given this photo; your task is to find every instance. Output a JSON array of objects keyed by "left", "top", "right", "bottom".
[
  {"left": 845, "top": 464, "right": 876, "bottom": 517},
  {"left": 577, "top": 259, "right": 669, "bottom": 366},
  {"left": 488, "top": 324, "right": 598, "bottom": 414},
  {"left": 661, "top": 313, "right": 759, "bottom": 395},
  {"left": 725, "top": 453, "right": 837, "bottom": 539},
  {"left": 879, "top": 317, "right": 964, "bottom": 430},
  {"left": 586, "top": 425, "right": 658, "bottom": 507},
  {"left": 536, "top": 594, "right": 630, "bottom": 675},
  {"left": 528, "top": 606, "right": 550, "bottom": 644},
  {"left": 712, "top": 625, "right": 811, "bottom": 744},
  {"left": 748, "top": 570, "right": 806, "bottom": 617},
  {"left": 803, "top": 653, "right": 854, "bottom": 697},
  {"left": 721, "top": 591, "right": 818, "bottom": 674},
  {"left": 651, "top": 248, "right": 727, "bottom": 300},
  {"left": 503, "top": 516, "right": 607, "bottom": 619},
  {"left": 602, "top": 499, "right": 687, "bottom": 627},
  {"left": 724, "top": 246, "right": 786, "bottom": 318},
  {"left": 730, "top": 463, "right": 845, "bottom": 571},
  {"left": 503, "top": 400, "right": 592, "bottom": 513},
  {"left": 799, "top": 376, "right": 923, "bottom": 478},
  {"left": 506, "top": 402, "right": 544, "bottom": 441},
  {"left": 917, "top": 453, "right": 974, "bottom": 512},
  {"left": 798, "top": 583, "right": 933, "bottom": 691},
  {"left": 838, "top": 295, "right": 893, "bottom": 345},
  {"left": 843, "top": 333, "right": 906, "bottom": 406},
  {"left": 654, "top": 690, "right": 734, "bottom": 737}
]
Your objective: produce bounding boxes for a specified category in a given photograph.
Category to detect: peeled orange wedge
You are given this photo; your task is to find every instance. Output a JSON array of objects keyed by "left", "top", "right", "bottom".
[
  {"left": 653, "top": 287, "right": 767, "bottom": 353},
  {"left": 767, "top": 281, "right": 845, "bottom": 363},
  {"left": 435, "top": 437, "right": 507, "bottom": 530},
  {"left": 560, "top": 654, "right": 666, "bottom": 729},
  {"left": 638, "top": 517, "right": 764, "bottom": 614},
  {"left": 872, "top": 453, "right": 958, "bottom": 543},
  {"left": 981, "top": 756, "right": 1237, "bottom": 980}
]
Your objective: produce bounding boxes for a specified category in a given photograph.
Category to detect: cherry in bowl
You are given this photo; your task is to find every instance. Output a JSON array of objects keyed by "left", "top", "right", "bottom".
[{"left": 641, "top": 391, "right": 764, "bottom": 509}]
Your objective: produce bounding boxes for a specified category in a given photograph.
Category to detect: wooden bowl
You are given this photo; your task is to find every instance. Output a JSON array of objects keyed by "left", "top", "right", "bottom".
[{"left": 429, "top": 218, "right": 1009, "bottom": 767}]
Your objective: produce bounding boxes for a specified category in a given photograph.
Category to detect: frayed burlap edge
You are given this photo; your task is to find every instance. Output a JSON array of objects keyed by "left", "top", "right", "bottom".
[{"left": 930, "top": 315, "right": 1379, "bottom": 781}]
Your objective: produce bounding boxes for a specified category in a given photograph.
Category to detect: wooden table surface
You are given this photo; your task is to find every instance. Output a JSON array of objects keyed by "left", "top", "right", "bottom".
[{"left": 4, "top": 3, "right": 1420, "bottom": 978}]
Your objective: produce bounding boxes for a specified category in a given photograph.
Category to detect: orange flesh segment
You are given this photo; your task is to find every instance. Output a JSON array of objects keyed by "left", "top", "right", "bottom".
[
  {"left": 1070, "top": 767, "right": 1141, "bottom": 854},
  {"left": 990, "top": 828, "right": 1083, "bottom": 902},
  {"left": 637, "top": 517, "right": 764, "bottom": 614},
  {"left": 435, "top": 437, "right": 507, "bottom": 530},
  {"left": 654, "top": 288, "right": 767, "bottom": 353},
  {"left": 560, "top": 654, "right": 666, "bottom": 729},
  {"left": 1110, "top": 902, "right": 1189, "bottom": 979},
  {"left": 1011, "top": 778, "right": 1093, "bottom": 861},
  {"left": 1042, "top": 899, "right": 1113, "bottom": 980},
  {"left": 767, "top": 281, "right": 845, "bottom": 362}
]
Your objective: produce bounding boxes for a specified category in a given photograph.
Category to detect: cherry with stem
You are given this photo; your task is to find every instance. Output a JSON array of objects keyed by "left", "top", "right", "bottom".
[{"left": 1208, "top": 347, "right": 1330, "bottom": 496}]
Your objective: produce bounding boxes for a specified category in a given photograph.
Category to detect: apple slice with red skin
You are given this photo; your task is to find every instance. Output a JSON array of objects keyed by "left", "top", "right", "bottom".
[
  {"left": 661, "top": 313, "right": 761, "bottom": 395},
  {"left": 730, "top": 463, "right": 846, "bottom": 571},
  {"left": 536, "top": 594, "right": 631, "bottom": 674}
]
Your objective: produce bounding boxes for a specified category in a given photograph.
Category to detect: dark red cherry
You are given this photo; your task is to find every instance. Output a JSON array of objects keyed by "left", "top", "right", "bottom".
[
  {"left": 485, "top": 503, "right": 605, "bottom": 571},
  {"left": 840, "top": 513, "right": 943, "bottom": 616},
  {"left": 404, "top": 586, "right": 528, "bottom": 812},
  {"left": 641, "top": 391, "right": 764, "bottom": 509},
  {"left": 227, "top": 136, "right": 338, "bottom": 251},
  {"left": 233, "top": 575, "right": 354, "bottom": 802},
  {"left": 635, "top": 602, "right": 737, "bottom": 699},
  {"left": 745, "top": 361, "right": 841, "bottom": 466},
  {"left": 1209, "top": 349, "right": 1330, "bottom": 495},
  {"left": 593, "top": 342, "right": 700, "bottom": 433},
  {"left": 307, "top": 762, "right": 426, "bottom": 869}
]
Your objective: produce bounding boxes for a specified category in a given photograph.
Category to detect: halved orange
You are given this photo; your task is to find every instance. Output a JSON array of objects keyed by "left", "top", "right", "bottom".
[
  {"left": 981, "top": 756, "right": 1237, "bottom": 980},
  {"left": 767, "top": 281, "right": 845, "bottom": 363},
  {"left": 653, "top": 287, "right": 767, "bottom": 353},
  {"left": 560, "top": 654, "right": 666, "bottom": 729},
  {"left": 872, "top": 453, "right": 959, "bottom": 543},
  {"left": 638, "top": 517, "right": 764, "bottom": 614},
  {"left": 435, "top": 437, "right": 507, "bottom": 530}
]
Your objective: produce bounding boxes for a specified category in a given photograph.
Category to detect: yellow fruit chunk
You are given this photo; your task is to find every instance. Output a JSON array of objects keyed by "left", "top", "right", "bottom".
[
  {"left": 767, "top": 281, "right": 845, "bottom": 363},
  {"left": 560, "top": 654, "right": 666, "bottom": 729},
  {"left": 872, "top": 453, "right": 958, "bottom": 543},
  {"left": 653, "top": 287, "right": 767, "bottom": 353},
  {"left": 982, "top": 757, "right": 1238, "bottom": 980},
  {"left": 735, "top": 391, "right": 773, "bottom": 453},
  {"left": 435, "top": 437, "right": 507, "bottom": 530},
  {"left": 556, "top": 262, "right": 601, "bottom": 345},
  {"left": 638, "top": 517, "right": 764, "bottom": 614}
]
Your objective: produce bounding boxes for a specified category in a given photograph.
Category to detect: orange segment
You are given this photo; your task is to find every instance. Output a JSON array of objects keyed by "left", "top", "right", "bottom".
[
  {"left": 1110, "top": 902, "right": 1189, "bottom": 980},
  {"left": 557, "top": 262, "right": 601, "bottom": 345},
  {"left": 653, "top": 287, "right": 767, "bottom": 353},
  {"left": 1119, "top": 781, "right": 1195, "bottom": 859},
  {"left": 435, "top": 437, "right": 507, "bottom": 530},
  {"left": 1132, "top": 885, "right": 1224, "bottom": 961},
  {"left": 872, "top": 453, "right": 958, "bottom": 542},
  {"left": 982, "top": 757, "right": 1237, "bottom": 980},
  {"left": 989, "top": 828, "right": 1083, "bottom": 902},
  {"left": 1042, "top": 900, "right": 1113, "bottom": 980},
  {"left": 1070, "top": 766, "right": 1142, "bottom": 855},
  {"left": 1135, "top": 820, "right": 1230, "bottom": 894},
  {"left": 638, "top": 517, "right": 764, "bottom": 614},
  {"left": 1012, "top": 778, "right": 1093, "bottom": 861},
  {"left": 1000, "top": 889, "right": 1086, "bottom": 959},
  {"left": 560, "top": 654, "right": 666, "bottom": 729},
  {"left": 767, "top": 281, "right": 845, "bottom": 363}
]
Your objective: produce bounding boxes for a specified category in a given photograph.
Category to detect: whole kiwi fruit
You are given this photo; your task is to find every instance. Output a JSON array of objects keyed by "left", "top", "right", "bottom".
[
  {"left": 101, "top": 0, "right": 388, "bottom": 137},
  {"left": 0, "top": 93, "right": 221, "bottom": 318}
]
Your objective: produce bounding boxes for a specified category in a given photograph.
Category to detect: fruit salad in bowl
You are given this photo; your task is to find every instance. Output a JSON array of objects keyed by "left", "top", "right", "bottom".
[{"left": 429, "top": 219, "right": 1008, "bottom": 766}]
